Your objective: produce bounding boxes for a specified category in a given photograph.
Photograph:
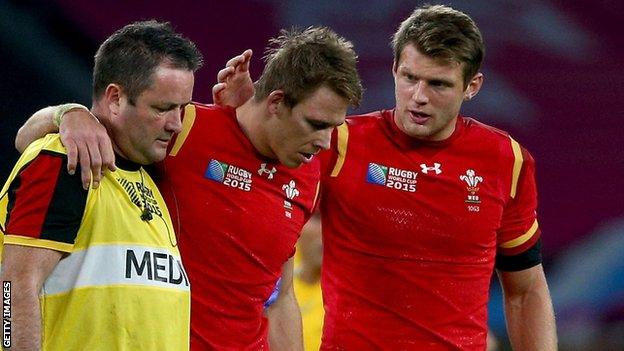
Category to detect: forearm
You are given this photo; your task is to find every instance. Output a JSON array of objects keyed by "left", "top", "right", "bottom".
[
  {"left": 501, "top": 269, "right": 557, "bottom": 350},
  {"left": 266, "top": 291, "right": 304, "bottom": 351},
  {"left": 1, "top": 245, "right": 62, "bottom": 350},
  {"left": 15, "top": 106, "right": 58, "bottom": 153}
]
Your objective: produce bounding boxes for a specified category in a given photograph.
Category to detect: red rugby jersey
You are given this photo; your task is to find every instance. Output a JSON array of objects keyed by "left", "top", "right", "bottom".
[
  {"left": 319, "top": 110, "right": 540, "bottom": 350},
  {"left": 158, "top": 103, "right": 320, "bottom": 350}
]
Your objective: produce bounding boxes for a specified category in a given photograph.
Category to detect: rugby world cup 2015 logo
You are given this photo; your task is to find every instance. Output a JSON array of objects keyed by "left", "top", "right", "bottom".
[
  {"left": 206, "top": 159, "right": 228, "bottom": 182},
  {"left": 366, "top": 163, "right": 388, "bottom": 185},
  {"left": 366, "top": 162, "right": 417, "bottom": 193},
  {"left": 205, "top": 159, "right": 252, "bottom": 191}
]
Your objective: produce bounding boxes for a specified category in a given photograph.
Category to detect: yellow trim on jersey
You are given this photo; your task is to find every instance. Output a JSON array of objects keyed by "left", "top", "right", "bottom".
[
  {"left": 330, "top": 123, "right": 349, "bottom": 177},
  {"left": 509, "top": 137, "right": 523, "bottom": 199},
  {"left": 4, "top": 235, "right": 74, "bottom": 253},
  {"left": 500, "top": 219, "right": 539, "bottom": 249},
  {"left": 311, "top": 181, "right": 321, "bottom": 209},
  {"left": 169, "top": 104, "right": 197, "bottom": 156}
]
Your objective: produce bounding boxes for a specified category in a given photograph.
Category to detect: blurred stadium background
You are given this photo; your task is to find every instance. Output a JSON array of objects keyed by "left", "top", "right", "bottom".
[{"left": 1, "top": 0, "right": 623, "bottom": 349}]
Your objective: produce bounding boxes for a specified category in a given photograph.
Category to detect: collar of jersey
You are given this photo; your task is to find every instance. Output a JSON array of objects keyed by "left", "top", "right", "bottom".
[
  {"left": 382, "top": 109, "right": 465, "bottom": 149},
  {"left": 114, "top": 153, "right": 142, "bottom": 171}
]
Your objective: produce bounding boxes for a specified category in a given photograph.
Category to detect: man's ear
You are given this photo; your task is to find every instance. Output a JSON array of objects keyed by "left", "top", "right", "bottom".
[
  {"left": 104, "top": 84, "right": 123, "bottom": 116},
  {"left": 266, "top": 90, "right": 285, "bottom": 116},
  {"left": 463, "top": 72, "right": 484, "bottom": 101}
]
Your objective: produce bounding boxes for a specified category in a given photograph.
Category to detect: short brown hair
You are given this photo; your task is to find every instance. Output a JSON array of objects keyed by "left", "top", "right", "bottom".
[
  {"left": 392, "top": 5, "right": 484, "bottom": 87},
  {"left": 93, "top": 20, "right": 203, "bottom": 104},
  {"left": 254, "top": 27, "right": 362, "bottom": 108}
]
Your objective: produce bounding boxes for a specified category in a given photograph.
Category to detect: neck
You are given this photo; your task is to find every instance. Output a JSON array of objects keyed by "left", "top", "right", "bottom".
[
  {"left": 90, "top": 101, "right": 127, "bottom": 160},
  {"left": 236, "top": 99, "right": 276, "bottom": 159}
]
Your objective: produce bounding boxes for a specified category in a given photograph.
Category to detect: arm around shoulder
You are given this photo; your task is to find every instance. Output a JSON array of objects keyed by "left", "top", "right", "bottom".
[
  {"left": 15, "top": 103, "right": 115, "bottom": 190},
  {"left": 15, "top": 106, "right": 59, "bottom": 153}
]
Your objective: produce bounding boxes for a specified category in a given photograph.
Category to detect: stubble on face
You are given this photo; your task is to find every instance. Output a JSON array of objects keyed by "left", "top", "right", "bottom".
[
  {"left": 392, "top": 44, "right": 468, "bottom": 142},
  {"left": 115, "top": 64, "right": 194, "bottom": 165},
  {"left": 269, "top": 86, "right": 348, "bottom": 168}
]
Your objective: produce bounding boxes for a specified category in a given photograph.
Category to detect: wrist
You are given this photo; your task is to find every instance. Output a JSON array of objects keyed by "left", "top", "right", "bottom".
[{"left": 53, "top": 103, "right": 89, "bottom": 128}]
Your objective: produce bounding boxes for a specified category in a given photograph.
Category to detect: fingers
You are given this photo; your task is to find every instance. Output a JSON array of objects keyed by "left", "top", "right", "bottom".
[
  {"left": 100, "top": 135, "right": 116, "bottom": 172},
  {"left": 76, "top": 142, "right": 92, "bottom": 191},
  {"left": 239, "top": 49, "right": 252, "bottom": 72},
  {"left": 65, "top": 140, "right": 78, "bottom": 176},
  {"left": 86, "top": 129, "right": 118, "bottom": 189},
  {"left": 216, "top": 66, "right": 235, "bottom": 84},
  {"left": 212, "top": 83, "right": 227, "bottom": 105},
  {"left": 224, "top": 53, "right": 245, "bottom": 68},
  {"left": 224, "top": 49, "right": 253, "bottom": 72},
  {"left": 59, "top": 110, "right": 114, "bottom": 190},
  {"left": 88, "top": 142, "right": 103, "bottom": 190}
]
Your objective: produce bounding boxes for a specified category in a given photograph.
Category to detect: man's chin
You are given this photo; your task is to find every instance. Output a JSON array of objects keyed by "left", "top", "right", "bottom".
[
  {"left": 279, "top": 156, "right": 303, "bottom": 169},
  {"left": 400, "top": 122, "right": 434, "bottom": 139},
  {"left": 146, "top": 149, "right": 167, "bottom": 164}
]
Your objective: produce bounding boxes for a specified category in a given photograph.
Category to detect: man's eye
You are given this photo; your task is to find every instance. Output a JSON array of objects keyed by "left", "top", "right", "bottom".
[
  {"left": 309, "top": 121, "right": 327, "bottom": 130},
  {"left": 430, "top": 80, "right": 450, "bottom": 88}
]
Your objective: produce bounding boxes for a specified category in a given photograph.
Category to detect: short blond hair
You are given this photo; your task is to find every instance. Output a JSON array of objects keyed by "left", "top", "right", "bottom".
[{"left": 254, "top": 27, "right": 362, "bottom": 108}]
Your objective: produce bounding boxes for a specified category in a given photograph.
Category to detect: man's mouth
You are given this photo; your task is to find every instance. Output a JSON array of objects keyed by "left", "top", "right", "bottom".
[
  {"left": 156, "top": 137, "right": 171, "bottom": 146},
  {"left": 409, "top": 110, "right": 431, "bottom": 125},
  {"left": 299, "top": 152, "right": 315, "bottom": 163}
]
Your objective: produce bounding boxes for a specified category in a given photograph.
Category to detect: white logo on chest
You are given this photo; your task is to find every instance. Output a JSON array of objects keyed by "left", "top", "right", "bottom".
[
  {"left": 282, "top": 180, "right": 300, "bottom": 218},
  {"left": 258, "top": 163, "right": 277, "bottom": 179},
  {"left": 460, "top": 169, "right": 484, "bottom": 211},
  {"left": 420, "top": 163, "right": 442, "bottom": 175}
]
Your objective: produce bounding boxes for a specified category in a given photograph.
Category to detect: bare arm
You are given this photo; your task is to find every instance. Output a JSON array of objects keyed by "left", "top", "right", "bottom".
[
  {"left": 265, "top": 257, "right": 304, "bottom": 351},
  {"left": 212, "top": 49, "right": 255, "bottom": 108},
  {"left": 15, "top": 105, "right": 115, "bottom": 190},
  {"left": 15, "top": 106, "right": 59, "bottom": 154},
  {"left": 497, "top": 264, "right": 557, "bottom": 350},
  {"left": 0, "top": 245, "right": 63, "bottom": 350}
]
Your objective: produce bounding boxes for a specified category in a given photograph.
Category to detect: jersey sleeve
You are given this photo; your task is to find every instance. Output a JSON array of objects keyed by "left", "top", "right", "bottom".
[
  {"left": 496, "top": 145, "right": 542, "bottom": 258},
  {"left": 2, "top": 151, "right": 87, "bottom": 252}
]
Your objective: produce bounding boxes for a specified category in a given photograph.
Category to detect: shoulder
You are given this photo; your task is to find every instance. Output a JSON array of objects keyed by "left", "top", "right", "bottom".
[
  {"left": 462, "top": 117, "right": 511, "bottom": 141},
  {"left": 345, "top": 110, "right": 387, "bottom": 127},
  {"left": 461, "top": 116, "right": 534, "bottom": 160},
  {"left": 188, "top": 102, "right": 234, "bottom": 119},
  {"left": 24, "top": 134, "right": 67, "bottom": 158},
  {"left": 336, "top": 110, "right": 389, "bottom": 143},
  {"left": 168, "top": 103, "right": 237, "bottom": 156}
]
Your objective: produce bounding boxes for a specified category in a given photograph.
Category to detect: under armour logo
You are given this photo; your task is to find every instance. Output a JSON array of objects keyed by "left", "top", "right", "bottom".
[
  {"left": 258, "top": 163, "right": 277, "bottom": 179},
  {"left": 420, "top": 163, "right": 442, "bottom": 175}
]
